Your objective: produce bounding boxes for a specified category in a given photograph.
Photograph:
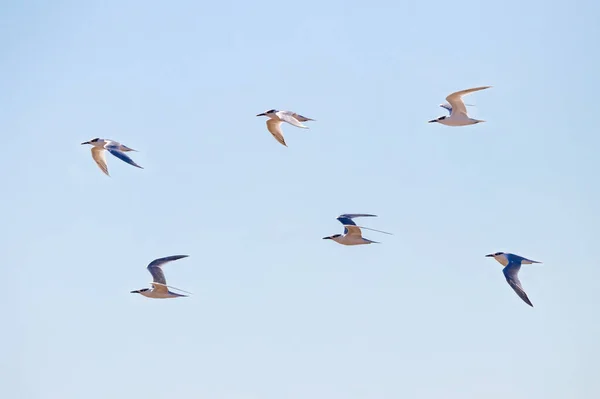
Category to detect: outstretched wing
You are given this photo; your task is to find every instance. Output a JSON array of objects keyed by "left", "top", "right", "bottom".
[
  {"left": 147, "top": 255, "right": 189, "bottom": 285},
  {"left": 446, "top": 86, "right": 491, "bottom": 116},
  {"left": 266, "top": 119, "right": 287, "bottom": 147},
  {"left": 336, "top": 214, "right": 377, "bottom": 226},
  {"left": 277, "top": 111, "right": 308, "bottom": 129},
  {"left": 503, "top": 263, "right": 533, "bottom": 307},
  {"left": 290, "top": 112, "right": 314, "bottom": 122},
  {"left": 91, "top": 147, "right": 109, "bottom": 176},
  {"left": 107, "top": 147, "right": 143, "bottom": 169}
]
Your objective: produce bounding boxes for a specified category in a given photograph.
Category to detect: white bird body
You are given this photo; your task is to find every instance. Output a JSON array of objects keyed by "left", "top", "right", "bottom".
[
  {"left": 327, "top": 225, "right": 378, "bottom": 246},
  {"left": 131, "top": 255, "right": 190, "bottom": 299},
  {"left": 256, "top": 109, "right": 314, "bottom": 147},
  {"left": 81, "top": 138, "right": 143, "bottom": 176},
  {"left": 136, "top": 283, "right": 185, "bottom": 299},
  {"left": 429, "top": 86, "right": 491, "bottom": 126}
]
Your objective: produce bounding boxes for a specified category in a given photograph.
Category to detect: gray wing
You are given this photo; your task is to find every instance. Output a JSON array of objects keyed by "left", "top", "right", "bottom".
[
  {"left": 503, "top": 263, "right": 533, "bottom": 307},
  {"left": 290, "top": 112, "right": 314, "bottom": 122},
  {"left": 147, "top": 255, "right": 189, "bottom": 285},
  {"left": 277, "top": 111, "right": 308, "bottom": 128},
  {"left": 336, "top": 214, "right": 377, "bottom": 226},
  {"left": 107, "top": 147, "right": 143, "bottom": 169},
  {"left": 440, "top": 103, "right": 452, "bottom": 114}
]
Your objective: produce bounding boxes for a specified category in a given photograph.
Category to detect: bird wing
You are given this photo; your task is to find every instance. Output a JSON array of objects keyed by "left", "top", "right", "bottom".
[
  {"left": 290, "top": 112, "right": 314, "bottom": 122},
  {"left": 336, "top": 214, "right": 377, "bottom": 226},
  {"left": 440, "top": 103, "right": 453, "bottom": 114},
  {"left": 343, "top": 225, "right": 363, "bottom": 237},
  {"left": 277, "top": 111, "right": 308, "bottom": 128},
  {"left": 445, "top": 86, "right": 491, "bottom": 116},
  {"left": 147, "top": 255, "right": 189, "bottom": 285},
  {"left": 266, "top": 119, "right": 287, "bottom": 147},
  {"left": 107, "top": 147, "right": 143, "bottom": 169},
  {"left": 91, "top": 147, "right": 109, "bottom": 176},
  {"left": 151, "top": 282, "right": 169, "bottom": 294},
  {"left": 502, "top": 263, "right": 533, "bottom": 307}
]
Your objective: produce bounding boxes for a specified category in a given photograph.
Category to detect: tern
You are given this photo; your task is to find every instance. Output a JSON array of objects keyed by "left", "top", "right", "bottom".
[
  {"left": 131, "top": 255, "right": 191, "bottom": 299},
  {"left": 323, "top": 214, "right": 392, "bottom": 246},
  {"left": 428, "top": 86, "right": 491, "bottom": 126},
  {"left": 485, "top": 252, "right": 542, "bottom": 307},
  {"left": 81, "top": 138, "right": 143, "bottom": 176},
  {"left": 256, "top": 109, "right": 314, "bottom": 147}
]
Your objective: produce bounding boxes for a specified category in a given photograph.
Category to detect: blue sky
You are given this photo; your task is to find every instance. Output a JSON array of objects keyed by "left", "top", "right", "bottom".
[{"left": 2, "top": 0, "right": 600, "bottom": 398}]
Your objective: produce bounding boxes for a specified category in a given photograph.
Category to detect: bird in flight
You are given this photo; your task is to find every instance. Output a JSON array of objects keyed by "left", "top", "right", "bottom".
[
  {"left": 485, "top": 252, "right": 542, "bottom": 307},
  {"left": 131, "top": 255, "right": 191, "bottom": 299},
  {"left": 428, "top": 86, "right": 491, "bottom": 126},
  {"left": 81, "top": 138, "right": 143, "bottom": 176},
  {"left": 323, "top": 214, "right": 392, "bottom": 246},
  {"left": 256, "top": 109, "right": 314, "bottom": 147}
]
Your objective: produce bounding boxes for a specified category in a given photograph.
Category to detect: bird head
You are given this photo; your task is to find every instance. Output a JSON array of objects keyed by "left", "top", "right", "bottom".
[
  {"left": 428, "top": 116, "right": 446, "bottom": 123},
  {"left": 485, "top": 252, "right": 509, "bottom": 266},
  {"left": 256, "top": 109, "right": 277, "bottom": 117},
  {"left": 130, "top": 288, "right": 150, "bottom": 294},
  {"left": 81, "top": 138, "right": 101, "bottom": 145},
  {"left": 323, "top": 234, "right": 342, "bottom": 240}
]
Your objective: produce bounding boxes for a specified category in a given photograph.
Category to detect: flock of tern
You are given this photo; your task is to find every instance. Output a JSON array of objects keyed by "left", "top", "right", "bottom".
[{"left": 82, "top": 85, "right": 542, "bottom": 308}]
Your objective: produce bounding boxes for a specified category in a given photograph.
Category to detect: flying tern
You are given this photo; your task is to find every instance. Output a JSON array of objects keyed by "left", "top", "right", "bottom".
[
  {"left": 428, "top": 86, "right": 491, "bottom": 126},
  {"left": 485, "top": 252, "right": 542, "bottom": 307},
  {"left": 131, "top": 255, "right": 191, "bottom": 299},
  {"left": 256, "top": 109, "right": 314, "bottom": 147},
  {"left": 323, "top": 214, "right": 392, "bottom": 246},
  {"left": 81, "top": 138, "right": 143, "bottom": 176}
]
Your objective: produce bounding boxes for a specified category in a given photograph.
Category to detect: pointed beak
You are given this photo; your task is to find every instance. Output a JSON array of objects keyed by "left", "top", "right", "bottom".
[
  {"left": 256, "top": 113, "right": 266, "bottom": 117},
  {"left": 322, "top": 236, "right": 331, "bottom": 240},
  {"left": 81, "top": 141, "right": 89, "bottom": 145},
  {"left": 428, "top": 119, "right": 437, "bottom": 123},
  {"left": 485, "top": 254, "right": 494, "bottom": 257},
  {"left": 130, "top": 290, "right": 139, "bottom": 294}
]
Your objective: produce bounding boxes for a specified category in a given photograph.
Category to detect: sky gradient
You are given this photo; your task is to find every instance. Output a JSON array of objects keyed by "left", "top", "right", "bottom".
[{"left": 2, "top": 0, "right": 600, "bottom": 398}]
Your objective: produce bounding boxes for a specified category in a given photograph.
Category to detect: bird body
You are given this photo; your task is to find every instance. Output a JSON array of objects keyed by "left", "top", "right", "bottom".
[
  {"left": 81, "top": 138, "right": 143, "bottom": 176},
  {"left": 131, "top": 255, "right": 190, "bottom": 299},
  {"left": 485, "top": 252, "right": 541, "bottom": 307},
  {"left": 323, "top": 214, "right": 391, "bottom": 246},
  {"left": 429, "top": 86, "right": 491, "bottom": 126},
  {"left": 256, "top": 109, "right": 314, "bottom": 147}
]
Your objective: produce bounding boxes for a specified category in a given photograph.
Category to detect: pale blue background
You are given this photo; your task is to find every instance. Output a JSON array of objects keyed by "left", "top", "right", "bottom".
[{"left": 2, "top": 0, "right": 599, "bottom": 398}]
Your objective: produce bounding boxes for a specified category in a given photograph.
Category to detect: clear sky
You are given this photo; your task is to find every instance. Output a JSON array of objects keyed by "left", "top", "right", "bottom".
[{"left": 2, "top": 0, "right": 599, "bottom": 398}]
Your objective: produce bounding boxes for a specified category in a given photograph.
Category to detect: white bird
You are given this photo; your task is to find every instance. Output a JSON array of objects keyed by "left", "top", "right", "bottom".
[
  {"left": 323, "top": 214, "right": 392, "bottom": 246},
  {"left": 81, "top": 138, "right": 143, "bottom": 176},
  {"left": 131, "top": 255, "right": 191, "bottom": 299},
  {"left": 485, "top": 252, "right": 542, "bottom": 307},
  {"left": 256, "top": 109, "right": 314, "bottom": 147},
  {"left": 428, "top": 86, "right": 491, "bottom": 126}
]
